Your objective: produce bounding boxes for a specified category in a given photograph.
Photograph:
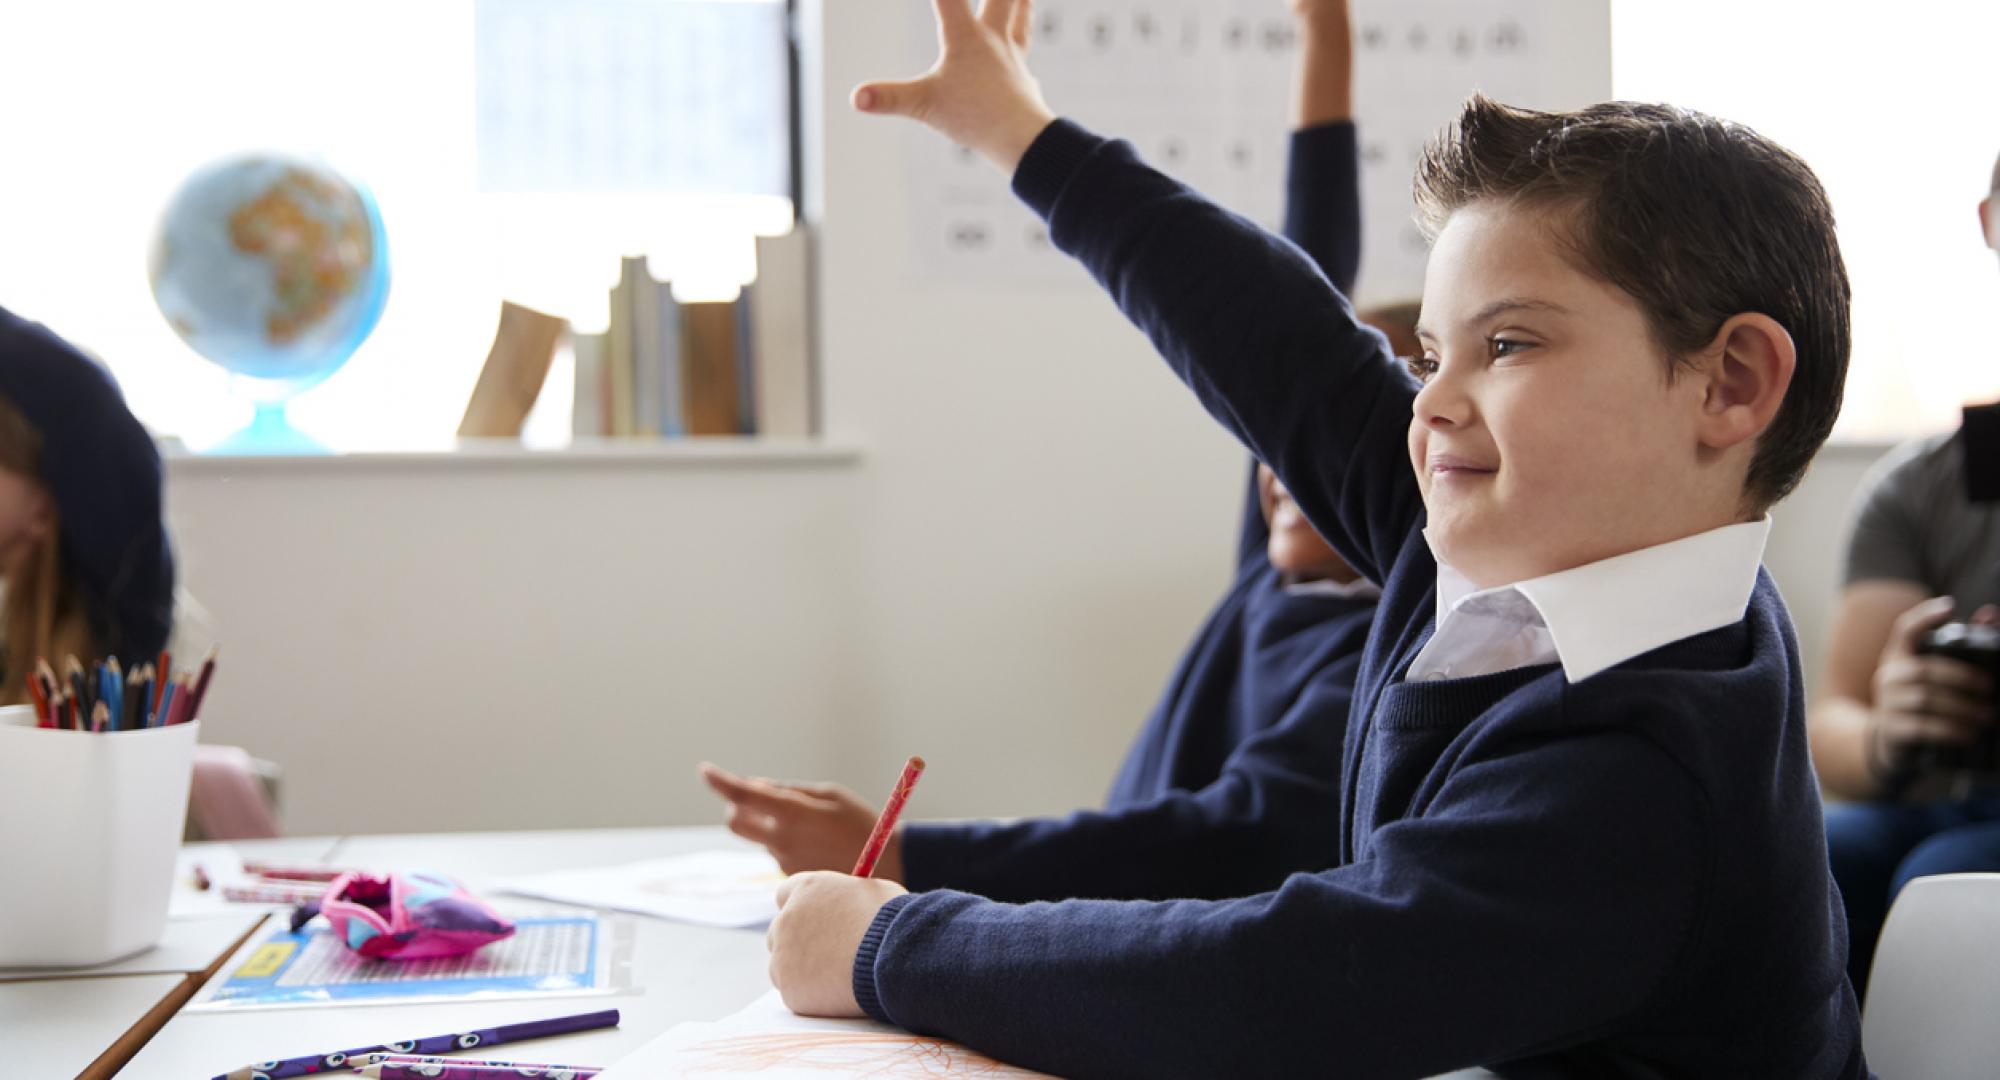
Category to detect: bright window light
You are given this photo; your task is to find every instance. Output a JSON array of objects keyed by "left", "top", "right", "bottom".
[
  {"left": 0, "top": 0, "right": 791, "bottom": 452},
  {"left": 1611, "top": 0, "right": 2000, "bottom": 439}
]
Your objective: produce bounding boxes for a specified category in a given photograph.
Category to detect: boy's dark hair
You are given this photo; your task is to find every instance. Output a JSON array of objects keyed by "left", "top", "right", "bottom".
[{"left": 1412, "top": 94, "right": 1850, "bottom": 509}]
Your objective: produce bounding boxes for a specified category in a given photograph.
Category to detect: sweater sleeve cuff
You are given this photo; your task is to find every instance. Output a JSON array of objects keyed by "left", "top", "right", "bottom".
[
  {"left": 1011, "top": 118, "right": 1109, "bottom": 222},
  {"left": 1289, "top": 119, "right": 1357, "bottom": 165},
  {"left": 852, "top": 892, "right": 915, "bottom": 1025}
]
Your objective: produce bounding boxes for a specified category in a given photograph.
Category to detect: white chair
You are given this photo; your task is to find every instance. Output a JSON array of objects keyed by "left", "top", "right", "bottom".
[{"left": 1862, "top": 872, "right": 2000, "bottom": 1079}]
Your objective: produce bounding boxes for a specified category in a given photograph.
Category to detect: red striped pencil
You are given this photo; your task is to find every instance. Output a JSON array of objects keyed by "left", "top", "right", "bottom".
[
  {"left": 851, "top": 755, "right": 925, "bottom": 878},
  {"left": 25, "top": 670, "right": 50, "bottom": 727},
  {"left": 152, "top": 649, "right": 170, "bottom": 721}
]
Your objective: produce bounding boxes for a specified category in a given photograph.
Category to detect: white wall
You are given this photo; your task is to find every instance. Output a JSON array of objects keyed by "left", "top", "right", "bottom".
[
  {"left": 167, "top": 0, "right": 1248, "bottom": 836},
  {"left": 161, "top": 2, "right": 1903, "bottom": 836}
]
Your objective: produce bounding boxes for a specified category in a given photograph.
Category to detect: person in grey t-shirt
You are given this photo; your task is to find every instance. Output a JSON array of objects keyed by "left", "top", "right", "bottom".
[{"left": 1810, "top": 150, "right": 2000, "bottom": 1000}]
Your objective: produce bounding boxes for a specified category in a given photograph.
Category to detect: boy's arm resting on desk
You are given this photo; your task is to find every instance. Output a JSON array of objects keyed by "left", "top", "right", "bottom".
[
  {"left": 857, "top": 732, "right": 1704, "bottom": 1080},
  {"left": 902, "top": 662, "right": 1356, "bottom": 903},
  {"left": 1014, "top": 120, "right": 1420, "bottom": 584}
]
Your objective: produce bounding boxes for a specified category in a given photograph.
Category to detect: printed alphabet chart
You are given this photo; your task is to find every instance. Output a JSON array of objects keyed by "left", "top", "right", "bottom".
[{"left": 902, "top": 0, "right": 1610, "bottom": 304}]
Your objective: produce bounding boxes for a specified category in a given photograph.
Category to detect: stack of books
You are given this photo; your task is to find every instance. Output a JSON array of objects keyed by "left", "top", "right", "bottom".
[{"left": 572, "top": 226, "right": 815, "bottom": 439}]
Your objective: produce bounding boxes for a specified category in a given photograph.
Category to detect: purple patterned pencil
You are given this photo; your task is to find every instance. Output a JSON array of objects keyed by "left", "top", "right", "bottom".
[
  {"left": 212, "top": 1009, "right": 619, "bottom": 1080},
  {"left": 357, "top": 1064, "right": 602, "bottom": 1079},
  {"left": 356, "top": 1055, "right": 603, "bottom": 1072}
]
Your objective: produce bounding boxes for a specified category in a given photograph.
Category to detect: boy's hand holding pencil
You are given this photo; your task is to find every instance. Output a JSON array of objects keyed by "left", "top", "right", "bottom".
[
  {"left": 764, "top": 756, "right": 924, "bottom": 1018},
  {"left": 852, "top": 0, "right": 1056, "bottom": 174}
]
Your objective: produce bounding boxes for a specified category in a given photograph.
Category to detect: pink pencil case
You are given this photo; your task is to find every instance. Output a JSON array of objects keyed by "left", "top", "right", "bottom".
[{"left": 312, "top": 870, "right": 516, "bottom": 960}]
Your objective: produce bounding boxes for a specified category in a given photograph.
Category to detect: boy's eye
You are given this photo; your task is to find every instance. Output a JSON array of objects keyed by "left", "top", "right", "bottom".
[
  {"left": 1488, "top": 337, "right": 1531, "bottom": 358},
  {"left": 1404, "top": 356, "right": 1439, "bottom": 383}
]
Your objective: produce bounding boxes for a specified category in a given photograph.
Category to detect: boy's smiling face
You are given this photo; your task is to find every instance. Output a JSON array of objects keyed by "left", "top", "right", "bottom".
[{"left": 1410, "top": 200, "right": 1733, "bottom": 589}]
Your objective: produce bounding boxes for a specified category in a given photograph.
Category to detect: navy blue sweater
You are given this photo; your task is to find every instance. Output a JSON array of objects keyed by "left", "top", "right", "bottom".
[
  {"left": 855, "top": 121, "right": 1866, "bottom": 1079},
  {"left": 901, "top": 124, "right": 1374, "bottom": 904}
]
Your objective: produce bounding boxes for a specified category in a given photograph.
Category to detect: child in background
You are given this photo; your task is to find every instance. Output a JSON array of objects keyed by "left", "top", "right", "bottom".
[
  {"left": 0, "top": 305, "right": 175, "bottom": 704},
  {"left": 764, "top": 1, "right": 1865, "bottom": 1076},
  {"left": 703, "top": 0, "right": 1382, "bottom": 903}
]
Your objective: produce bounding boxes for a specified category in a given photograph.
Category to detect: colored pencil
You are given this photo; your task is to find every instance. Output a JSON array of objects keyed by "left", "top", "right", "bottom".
[
  {"left": 105, "top": 657, "right": 123, "bottom": 731},
  {"left": 122, "top": 665, "right": 143, "bottom": 731},
  {"left": 153, "top": 648, "right": 170, "bottom": 720},
  {"left": 91, "top": 700, "right": 109, "bottom": 734},
  {"left": 186, "top": 645, "right": 219, "bottom": 722},
  {"left": 220, "top": 882, "right": 326, "bottom": 904},
  {"left": 357, "top": 1054, "right": 605, "bottom": 1071},
  {"left": 240, "top": 861, "right": 351, "bottom": 883},
  {"left": 24, "top": 670, "right": 50, "bottom": 727},
  {"left": 156, "top": 679, "right": 177, "bottom": 730},
  {"left": 212, "top": 1008, "right": 621, "bottom": 1080},
  {"left": 356, "top": 1063, "right": 603, "bottom": 1079},
  {"left": 852, "top": 755, "right": 926, "bottom": 878},
  {"left": 64, "top": 656, "right": 87, "bottom": 720},
  {"left": 167, "top": 670, "right": 194, "bottom": 726}
]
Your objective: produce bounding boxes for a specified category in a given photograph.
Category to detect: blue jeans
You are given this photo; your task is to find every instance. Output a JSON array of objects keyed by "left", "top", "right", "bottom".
[{"left": 1823, "top": 794, "right": 2000, "bottom": 998}]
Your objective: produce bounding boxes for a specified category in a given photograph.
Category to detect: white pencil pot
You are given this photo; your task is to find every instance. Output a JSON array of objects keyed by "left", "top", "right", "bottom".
[{"left": 0, "top": 708, "right": 198, "bottom": 966}]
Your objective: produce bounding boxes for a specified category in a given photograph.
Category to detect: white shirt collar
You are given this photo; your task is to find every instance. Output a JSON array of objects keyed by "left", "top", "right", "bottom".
[{"left": 1415, "top": 517, "right": 1771, "bottom": 684}]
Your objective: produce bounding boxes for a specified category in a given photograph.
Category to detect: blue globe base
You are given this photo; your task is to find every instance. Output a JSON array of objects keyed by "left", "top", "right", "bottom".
[{"left": 208, "top": 402, "right": 328, "bottom": 455}]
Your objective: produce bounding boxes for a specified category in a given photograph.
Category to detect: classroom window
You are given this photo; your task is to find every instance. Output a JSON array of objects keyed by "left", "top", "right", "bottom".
[
  {"left": 1, "top": 1, "right": 1987, "bottom": 448},
  {"left": 1610, "top": 0, "right": 2000, "bottom": 440},
  {"left": 0, "top": 0, "right": 793, "bottom": 451}
]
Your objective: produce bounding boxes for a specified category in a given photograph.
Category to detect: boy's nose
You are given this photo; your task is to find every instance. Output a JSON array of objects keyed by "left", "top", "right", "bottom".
[{"left": 1412, "top": 372, "right": 1472, "bottom": 429}]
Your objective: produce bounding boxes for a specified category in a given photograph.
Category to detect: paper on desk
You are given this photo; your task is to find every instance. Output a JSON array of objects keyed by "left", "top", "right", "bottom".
[
  {"left": 497, "top": 850, "right": 783, "bottom": 929},
  {"left": 597, "top": 989, "right": 1058, "bottom": 1078},
  {"left": 187, "top": 909, "right": 621, "bottom": 1010}
]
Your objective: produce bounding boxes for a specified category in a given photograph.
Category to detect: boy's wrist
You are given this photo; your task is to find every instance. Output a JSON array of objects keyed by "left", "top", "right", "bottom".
[{"left": 985, "top": 107, "right": 1059, "bottom": 175}]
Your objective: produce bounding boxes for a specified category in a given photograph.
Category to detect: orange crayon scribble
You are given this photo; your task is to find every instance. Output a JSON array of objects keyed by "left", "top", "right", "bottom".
[{"left": 679, "top": 1031, "right": 1055, "bottom": 1078}]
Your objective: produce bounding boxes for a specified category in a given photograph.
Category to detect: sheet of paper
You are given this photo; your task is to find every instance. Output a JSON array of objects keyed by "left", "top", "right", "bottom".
[
  {"left": 498, "top": 850, "right": 783, "bottom": 929},
  {"left": 186, "top": 911, "right": 621, "bottom": 1011},
  {"left": 599, "top": 990, "right": 1058, "bottom": 1079}
]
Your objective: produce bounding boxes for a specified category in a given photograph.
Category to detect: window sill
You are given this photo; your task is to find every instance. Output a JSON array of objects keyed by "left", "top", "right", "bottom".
[{"left": 160, "top": 436, "right": 862, "bottom": 473}]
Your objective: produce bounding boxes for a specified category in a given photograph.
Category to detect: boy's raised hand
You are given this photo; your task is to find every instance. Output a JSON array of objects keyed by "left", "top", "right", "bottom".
[
  {"left": 852, "top": 0, "right": 1057, "bottom": 173},
  {"left": 697, "top": 762, "right": 905, "bottom": 882}
]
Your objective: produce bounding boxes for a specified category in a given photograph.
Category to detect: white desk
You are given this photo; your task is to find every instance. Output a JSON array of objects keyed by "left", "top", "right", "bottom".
[
  {"left": 2, "top": 972, "right": 189, "bottom": 1079},
  {"left": 3, "top": 836, "right": 341, "bottom": 1080},
  {"left": 123, "top": 826, "right": 1499, "bottom": 1079},
  {"left": 126, "top": 827, "right": 771, "bottom": 1078}
]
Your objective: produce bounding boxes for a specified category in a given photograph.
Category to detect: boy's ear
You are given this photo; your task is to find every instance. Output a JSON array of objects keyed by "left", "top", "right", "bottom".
[
  {"left": 1695, "top": 313, "right": 1796, "bottom": 453},
  {"left": 1983, "top": 197, "right": 1999, "bottom": 252}
]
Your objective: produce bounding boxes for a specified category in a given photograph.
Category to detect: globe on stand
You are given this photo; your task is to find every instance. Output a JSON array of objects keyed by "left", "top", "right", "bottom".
[{"left": 148, "top": 154, "right": 389, "bottom": 453}]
